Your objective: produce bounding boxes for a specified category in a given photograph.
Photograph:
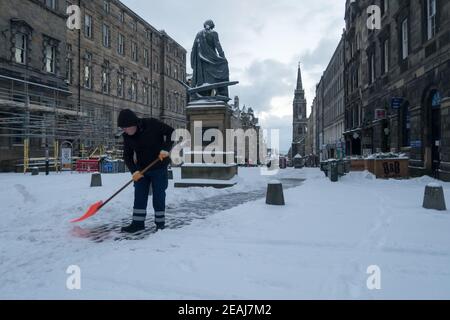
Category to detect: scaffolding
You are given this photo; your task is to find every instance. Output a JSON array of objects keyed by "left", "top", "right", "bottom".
[{"left": 0, "top": 74, "right": 119, "bottom": 172}]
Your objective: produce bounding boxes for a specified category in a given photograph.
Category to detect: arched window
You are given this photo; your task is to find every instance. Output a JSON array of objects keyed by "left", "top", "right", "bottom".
[{"left": 432, "top": 91, "right": 441, "bottom": 109}]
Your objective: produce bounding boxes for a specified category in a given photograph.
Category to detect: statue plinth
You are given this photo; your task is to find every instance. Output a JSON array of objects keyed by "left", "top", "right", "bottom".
[{"left": 175, "top": 100, "right": 238, "bottom": 189}]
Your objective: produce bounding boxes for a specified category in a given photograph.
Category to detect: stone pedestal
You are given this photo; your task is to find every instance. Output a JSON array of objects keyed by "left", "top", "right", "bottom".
[
  {"left": 175, "top": 100, "right": 238, "bottom": 189},
  {"left": 181, "top": 163, "right": 237, "bottom": 180}
]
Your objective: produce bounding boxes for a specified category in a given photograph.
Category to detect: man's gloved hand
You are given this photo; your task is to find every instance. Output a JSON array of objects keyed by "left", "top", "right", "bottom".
[
  {"left": 159, "top": 150, "right": 170, "bottom": 161},
  {"left": 132, "top": 171, "right": 144, "bottom": 182}
]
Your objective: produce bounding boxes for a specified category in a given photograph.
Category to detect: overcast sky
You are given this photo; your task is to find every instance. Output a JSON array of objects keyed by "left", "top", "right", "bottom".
[{"left": 122, "top": 0, "right": 345, "bottom": 153}]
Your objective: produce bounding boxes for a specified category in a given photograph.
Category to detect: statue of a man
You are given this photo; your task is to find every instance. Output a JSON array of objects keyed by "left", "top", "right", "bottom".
[{"left": 191, "top": 20, "right": 230, "bottom": 97}]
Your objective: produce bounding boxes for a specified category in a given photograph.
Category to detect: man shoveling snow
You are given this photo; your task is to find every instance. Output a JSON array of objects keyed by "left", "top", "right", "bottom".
[{"left": 117, "top": 109, "right": 174, "bottom": 233}]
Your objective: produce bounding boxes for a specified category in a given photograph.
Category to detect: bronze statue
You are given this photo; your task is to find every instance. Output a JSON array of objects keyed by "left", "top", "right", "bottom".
[{"left": 191, "top": 20, "right": 230, "bottom": 98}]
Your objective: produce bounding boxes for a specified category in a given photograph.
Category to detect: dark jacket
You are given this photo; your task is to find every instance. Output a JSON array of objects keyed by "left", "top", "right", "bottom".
[{"left": 122, "top": 118, "right": 175, "bottom": 173}]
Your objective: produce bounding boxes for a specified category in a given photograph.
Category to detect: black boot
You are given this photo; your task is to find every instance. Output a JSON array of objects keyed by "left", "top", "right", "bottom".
[
  {"left": 121, "top": 221, "right": 145, "bottom": 233},
  {"left": 156, "top": 223, "right": 165, "bottom": 232}
]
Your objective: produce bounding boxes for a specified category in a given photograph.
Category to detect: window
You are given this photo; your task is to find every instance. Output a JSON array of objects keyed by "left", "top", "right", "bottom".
[
  {"left": 45, "top": 44, "right": 56, "bottom": 73},
  {"left": 381, "top": 0, "right": 389, "bottom": 15},
  {"left": 131, "top": 20, "right": 137, "bottom": 32},
  {"left": 84, "top": 52, "right": 92, "bottom": 89},
  {"left": 119, "top": 10, "right": 125, "bottom": 23},
  {"left": 66, "top": 43, "right": 72, "bottom": 83},
  {"left": 101, "top": 61, "right": 110, "bottom": 94},
  {"left": 143, "top": 78, "right": 149, "bottom": 105},
  {"left": 382, "top": 39, "right": 389, "bottom": 74},
  {"left": 131, "top": 42, "right": 138, "bottom": 61},
  {"left": 146, "top": 30, "right": 151, "bottom": 41},
  {"left": 14, "top": 33, "right": 27, "bottom": 64},
  {"left": 131, "top": 79, "right": 137, "bottom": 102},
  {"left": 153, "top": 87, "right": 158, "bottom": 107},
  {"left": 103, "top": 0, "right": 110, "bottom": 13},
  {"left": 45, "top": 0, "right": 56, "bottom": 10},
  {"left": 118, "top": 33, "right": 125, "bottom": 55},
  {"left": 144, "top": 48, "right": 149, "bottom": 68},
  {"left": 66, "top": 57, "right": 73, "bottom": 83},
  {"left": 117, "top": 67, "right": 125, "bottom": 98},
  {"left": 102, "top": 24, "right": 110, "bottom": 48},
  {"left": 130, "top": 74, "right": 138, "bottom": 101},
  {"left": 432, "top": 91, "right": 441, "bottom": 108},
  {"left": 402, "top": 18, "right": 409, "bottom": 59},
  {"left": 427, "top": 0, "right": 437, "bottom": 40},
  {"left": 84, "top": 14, "right": 93, "bottom": 39}
]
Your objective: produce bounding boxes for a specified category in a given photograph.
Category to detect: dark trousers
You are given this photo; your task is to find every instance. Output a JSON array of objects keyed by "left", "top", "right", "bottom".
[{"left": 132, "top": 168, "right": 168, "bottom": 227}]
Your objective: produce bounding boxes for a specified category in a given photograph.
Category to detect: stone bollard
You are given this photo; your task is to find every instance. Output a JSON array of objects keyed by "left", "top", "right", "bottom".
[
  {"left": 90, "top": 172, "right": 102, "bottom": 187},
  {"left": 266, "top": 180, "right": 285, "bottom": 206},
  {"left": 168, "top": 169, "right": 173, "bottom": 180},
  {"left": 31, "top": 167, "right": 39, "bottom": 176},
  {"left": 423, "top": 183, "right": 447, "bottom": 211}
]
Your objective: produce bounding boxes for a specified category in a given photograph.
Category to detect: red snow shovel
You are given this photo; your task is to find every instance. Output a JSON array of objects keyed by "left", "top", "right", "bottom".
[{"left": 71, "top": 157, "right": 162, "bottom": 223}]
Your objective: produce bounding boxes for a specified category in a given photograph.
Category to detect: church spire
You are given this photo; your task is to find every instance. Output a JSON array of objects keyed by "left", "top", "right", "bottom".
[
  {"left": 296, "top": 62, "right": 303, "bottom": 91},
  {"left": 292, "top": 62, "right": 307, "bottom": 158}
]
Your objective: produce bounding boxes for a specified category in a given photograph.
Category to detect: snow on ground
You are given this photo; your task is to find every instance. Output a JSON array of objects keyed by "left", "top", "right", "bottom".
[{"left": 0, "top": 167, "right": 450, "bottom": 299}]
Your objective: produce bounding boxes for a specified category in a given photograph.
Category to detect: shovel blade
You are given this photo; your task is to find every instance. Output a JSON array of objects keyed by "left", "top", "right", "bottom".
[{"left": 71, "top": 201, "right": 104, "bottom": 223}]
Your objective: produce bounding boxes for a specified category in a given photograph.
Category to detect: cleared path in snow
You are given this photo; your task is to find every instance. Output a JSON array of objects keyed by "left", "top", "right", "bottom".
[{"left": 75, "top": 177, "right": 305, "bottom": 242}]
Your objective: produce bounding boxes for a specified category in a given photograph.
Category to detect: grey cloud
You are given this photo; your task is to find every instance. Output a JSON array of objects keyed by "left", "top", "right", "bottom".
[
  {"left": 230, "top": 59, "right": 296, "bottom": 113},
  {"left": 300, "top": 37, "right": 342, "bottom": 71}
]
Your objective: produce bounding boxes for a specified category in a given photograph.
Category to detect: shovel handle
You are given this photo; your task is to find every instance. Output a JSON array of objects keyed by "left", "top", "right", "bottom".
[{"left": 101, "top": 157, "right": 162, "bottom": 208}]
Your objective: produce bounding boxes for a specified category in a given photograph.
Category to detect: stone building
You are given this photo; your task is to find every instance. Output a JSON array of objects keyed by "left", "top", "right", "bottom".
[
  {"left": 343, "top": 0, "right": 367, "bottom": 157},
  {"left": 66, "top": 0, "right": 187, "bottom": 150},
  {"left": 0, "top": 0, "right": 72, "bottom": 170},
  {"left": 322, "top": 36, "right": 345, "bottom": 160},
  {"left": 316, "top": 77, "right": 325, "bottom": 161},
  {"left": 0, "top": 0, "right": 187, "bottom": 171},
  {"left": 305, "top": 98, "right": 318, "bottom": 166},
  {"left": 343, "top": 0, "right": 450, "bottom": 180}
]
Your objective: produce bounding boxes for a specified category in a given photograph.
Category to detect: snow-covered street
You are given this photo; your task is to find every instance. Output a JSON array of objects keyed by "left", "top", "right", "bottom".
[{"left": 1, "top": 168, "right": 450, "bottom": 299}]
